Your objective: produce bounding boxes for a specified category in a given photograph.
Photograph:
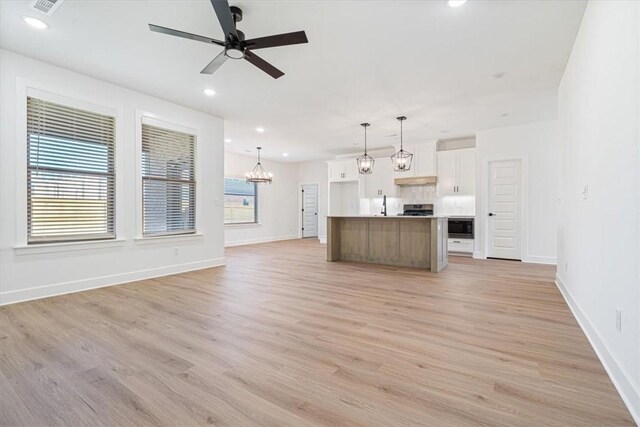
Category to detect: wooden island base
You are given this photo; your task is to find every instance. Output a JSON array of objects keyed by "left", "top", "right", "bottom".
[{"left": 327, "top": 216, "right": 448, "bottom": 272}]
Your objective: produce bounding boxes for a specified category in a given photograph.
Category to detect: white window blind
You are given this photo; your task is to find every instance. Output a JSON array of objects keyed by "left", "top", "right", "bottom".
[
  {"left": 141, "top": 123, "right": 196, "bottom": 236},
  {"left": 27, "top": 96, "right": 116, "bottom": 244}
]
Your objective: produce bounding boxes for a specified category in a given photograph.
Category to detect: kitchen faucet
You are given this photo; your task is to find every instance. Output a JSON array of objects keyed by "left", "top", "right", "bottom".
[{"left": 381, "top": 195, "right": 387, "bottom": 216}]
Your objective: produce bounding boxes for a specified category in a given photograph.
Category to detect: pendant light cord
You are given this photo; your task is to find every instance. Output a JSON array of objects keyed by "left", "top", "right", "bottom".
[
  {"left": 364, "top": 125, "right": 368, "bottom": 154},
  {"left": 397, "top": 116, "right": 407, "bottom": 152},
  {"left": 360, "top": 123, "right": 370, "bottom": 155}
]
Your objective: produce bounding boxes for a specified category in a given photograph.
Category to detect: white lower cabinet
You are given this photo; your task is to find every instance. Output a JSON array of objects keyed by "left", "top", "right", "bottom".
[{"left": 448, "top": 238, "right": 474, "bottom": 255}]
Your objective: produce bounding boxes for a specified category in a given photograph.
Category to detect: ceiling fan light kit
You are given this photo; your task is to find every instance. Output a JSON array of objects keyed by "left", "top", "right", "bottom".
[
  {"left": 149, "top": 0, "right": 308, "bottom": 79},
  {"left": 245, "top": 147, "right": 273, "bottom": 184},
  {"left": 391, "top": 116, "right": 413, "bottom": 172},
  {"left": 356, "top": 123, "right": 374, "bottom": 175}
]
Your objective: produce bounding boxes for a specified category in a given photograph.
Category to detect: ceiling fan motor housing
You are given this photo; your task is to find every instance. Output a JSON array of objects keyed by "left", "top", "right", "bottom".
[{"left": 226, "top": 29, "right": 245, "bottom": 59}]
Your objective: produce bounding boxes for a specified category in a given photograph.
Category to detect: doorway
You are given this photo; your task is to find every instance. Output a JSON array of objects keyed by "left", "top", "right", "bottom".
[
  {"left": 487, "top": 159, "right": 522, "bottom": 260},
  {"left": 301, "top": 184, "right": 318, "bottom": 238}
]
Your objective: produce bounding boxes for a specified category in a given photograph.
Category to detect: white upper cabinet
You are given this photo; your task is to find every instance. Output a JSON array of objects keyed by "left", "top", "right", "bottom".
[
  {"left": 437, "top": 148, "right": 475, "bottom": 196},
  {"left": 437, "top": 150, "right": 457, "bottom": 196},
  {"left": 455, "top": 148, "right": 476, "bottom": 195},
  {"left": 363, "top": 158, "right": 397, "bottom": 198},
  {"left": 328, "top": 159, "right": 359, "bottom": 182},
  {"left": 414, "top": 142, "right": 437, "bottom": 176},
  {"left": 393, "top": 141, "right": 437, "bottom": 178}
]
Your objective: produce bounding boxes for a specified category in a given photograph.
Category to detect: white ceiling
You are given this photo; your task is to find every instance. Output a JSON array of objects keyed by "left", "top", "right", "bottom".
[{"left": 0, "top": 0, "right": 585, "bottom": 162}]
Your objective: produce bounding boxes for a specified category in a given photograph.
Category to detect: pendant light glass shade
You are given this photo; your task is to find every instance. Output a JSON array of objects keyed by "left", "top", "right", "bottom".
[
  {"left": 356, "top": 123, "right": 375, "bottom": 175},
  {"left": 391, "top": 116, "right": 413, "bottom": 172},
  {"left": 245, "top": 147, "right": 273, "bottom": 184}
]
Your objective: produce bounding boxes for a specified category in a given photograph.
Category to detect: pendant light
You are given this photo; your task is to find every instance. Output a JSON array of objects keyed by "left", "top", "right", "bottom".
[
  {"left": 245, "top": 147, "right": 273, "bottom": 184},
  {"left": 391, "top": 116, "right": 413, "bottom": 172},
  {"left": 356, "top": 123, "right": 374, "bottom": 174}
]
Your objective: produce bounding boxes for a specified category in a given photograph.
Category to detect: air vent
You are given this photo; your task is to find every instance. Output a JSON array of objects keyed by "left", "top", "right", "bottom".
[{"left": 29, "top": 0, "right": 64, "bottom": 15}]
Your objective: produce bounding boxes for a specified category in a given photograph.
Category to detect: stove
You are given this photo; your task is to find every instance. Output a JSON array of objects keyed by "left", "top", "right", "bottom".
[{"left": 401, "top": 204, "right": 434, "bottom": 216}]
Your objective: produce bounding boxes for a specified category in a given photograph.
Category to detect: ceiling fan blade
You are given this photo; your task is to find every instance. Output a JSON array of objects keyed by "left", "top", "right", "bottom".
[
  {"left": 209, "top": 0, "right": 238, "bottom": 40},
  {"left": 245, "top": 31, "right": 308, "bottom": 50},
  {"left": 149, "top": 24, "right": 225, "bottom": 46},
  {"left": 200, "top": 51, "right": 228, "bottom": 74},
  {"left": 244, "top": 51, "right": 284, "bottom": 79}
]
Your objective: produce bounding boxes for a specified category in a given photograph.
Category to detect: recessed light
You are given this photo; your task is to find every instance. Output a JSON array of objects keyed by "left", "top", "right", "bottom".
[
  {"left": 203, "top": 88, "right": 216, "bottom": 97},
  {"left": 256, "top": 127, "right": 265, "bottom": 133},
  {"left": 282, "top": 153, "right": 289, "bottom": 157},
  {"left": 23, "top": 16, "right": 48, "bottom": 30},
  {"left": 447, "top": 0, "right": 468, "bottom": 7},
  {"left": 224, "top": 138, "right": 231, "bottom": 143}
]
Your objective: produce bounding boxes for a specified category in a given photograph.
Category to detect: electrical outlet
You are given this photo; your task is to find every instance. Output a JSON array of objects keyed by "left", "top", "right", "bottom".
[
  {"left": 582, "top": 184, "right": 589, "bottom": 200},
  {"left": 615, "top": 309, "right": 622, "bottom": 332},
  {"left": 174, "top": 247, "right": 180, "bottom": 256}
]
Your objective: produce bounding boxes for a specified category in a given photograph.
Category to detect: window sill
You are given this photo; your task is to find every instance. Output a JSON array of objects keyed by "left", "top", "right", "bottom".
[
  {"left": 134, "top": 233, "right": 203, "bottom": 245},
  {"left": 224, "top": 222, "right": 261, "bottom": 228},
  {"left": 14, "top": 239, "right": 127, "bottom": 256}
]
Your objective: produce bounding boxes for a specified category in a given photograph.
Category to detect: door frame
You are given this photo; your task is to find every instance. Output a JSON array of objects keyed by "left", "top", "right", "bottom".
[
  {"left": 298, "top": 182, "right": 320, "bottom": 239},
  {"left": 479, "top": 156, "right": 528, "bottom": 261}
]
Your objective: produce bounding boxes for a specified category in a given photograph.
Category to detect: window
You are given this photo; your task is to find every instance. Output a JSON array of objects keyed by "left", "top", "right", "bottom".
[
  {"left": 26, "top": 96, "right": 116, "bottom": 244},
  {"left": 141, "top": 123, "right": 196, "bottom": 236},
  {"left": 224, "top": 178, "right": 257, "bottom": 224}
]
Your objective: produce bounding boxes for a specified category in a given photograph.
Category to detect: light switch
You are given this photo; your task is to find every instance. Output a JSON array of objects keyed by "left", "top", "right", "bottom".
[{"left": 582, "top": 185, "right": 588, "bottom": 200}]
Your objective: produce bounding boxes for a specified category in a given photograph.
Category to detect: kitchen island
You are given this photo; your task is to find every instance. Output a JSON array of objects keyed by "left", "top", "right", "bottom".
[{"left": 327, "top": 215, "right": 448, "bottom": 272}]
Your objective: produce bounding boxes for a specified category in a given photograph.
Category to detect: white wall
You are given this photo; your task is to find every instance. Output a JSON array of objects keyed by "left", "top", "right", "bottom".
[
  {"left": 224, "top": 152, "right": 299, "bottom": 246},
  {"left": 297, "top": 159, "right": 328, "bottom": 241},
  {"left": 0, "top": 50, "right": 225, "bottom": 305},
  {"left": 557, "top": 1, "right": 640, "bottom": 422},
  {"left": 475, "top": 120, "right": 559, "bottom": 264}
]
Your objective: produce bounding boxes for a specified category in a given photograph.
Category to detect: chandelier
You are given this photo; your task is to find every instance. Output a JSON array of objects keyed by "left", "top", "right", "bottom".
[
  {"left": 391, "top": 116, "right": 413, "bottom": 172},
  {"left": 356, "top": 123, "right": 374, "bottom": 174},
  {"left": 245, "top": 147, "right": 273, "bottom": 184}
]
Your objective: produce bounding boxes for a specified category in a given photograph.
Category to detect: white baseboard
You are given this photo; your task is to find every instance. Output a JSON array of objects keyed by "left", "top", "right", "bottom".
[
  {"left": 522, "top": 255, "right": 557, "bottom": 265},
  {"left": 0, "top": 257, "right": 226, "bottom": 306},
  {"left": 319, "top": 236, "right": 327, "bottom": 244},
  {"left": 225, "top": 234, "right": 299, "bottom": 248},
  {"left": 473, "top": 251, "right": 486, "bottom": 259},
  {"left": 555, "top": 274, "right": 640, "bottom": 424}
]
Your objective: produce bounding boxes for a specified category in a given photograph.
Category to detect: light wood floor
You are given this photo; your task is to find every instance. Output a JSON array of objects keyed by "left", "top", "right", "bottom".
[{"left": 0, "top": 239, "right": 634, "bottom": 426}]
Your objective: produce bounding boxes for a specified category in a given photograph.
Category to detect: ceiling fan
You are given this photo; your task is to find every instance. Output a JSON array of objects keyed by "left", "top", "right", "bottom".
[{"left": 149, "top": 0, "right": 308, "bottom": 79}]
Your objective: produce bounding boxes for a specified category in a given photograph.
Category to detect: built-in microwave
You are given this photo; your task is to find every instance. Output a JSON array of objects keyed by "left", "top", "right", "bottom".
[{"left": 448, "top": 218, "right": 474, "bottom": 239}]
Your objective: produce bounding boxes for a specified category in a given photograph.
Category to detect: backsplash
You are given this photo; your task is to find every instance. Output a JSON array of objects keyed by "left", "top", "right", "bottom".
[
  {"left": 437, "top": 195, "right": 475, "bottom": 216},
  {"left": 398, "top": 185, "right": 437, "bottom": 204},
  {"left": 359, "top": 187, "right": 475, "bottom": 216}
]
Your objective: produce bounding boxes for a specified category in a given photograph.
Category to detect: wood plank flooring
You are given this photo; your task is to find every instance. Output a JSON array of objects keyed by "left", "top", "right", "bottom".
[{"left": 0, "top": 239, "right": 634, "bottom": 426}]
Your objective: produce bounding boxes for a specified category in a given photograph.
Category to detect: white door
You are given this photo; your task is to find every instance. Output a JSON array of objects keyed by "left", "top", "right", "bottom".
[
  {"left": 487, "top": 160, "right": 522, "bottom": 260},
  {"left": 302, "top": 184, "right": 318, "bottom": 238}
]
